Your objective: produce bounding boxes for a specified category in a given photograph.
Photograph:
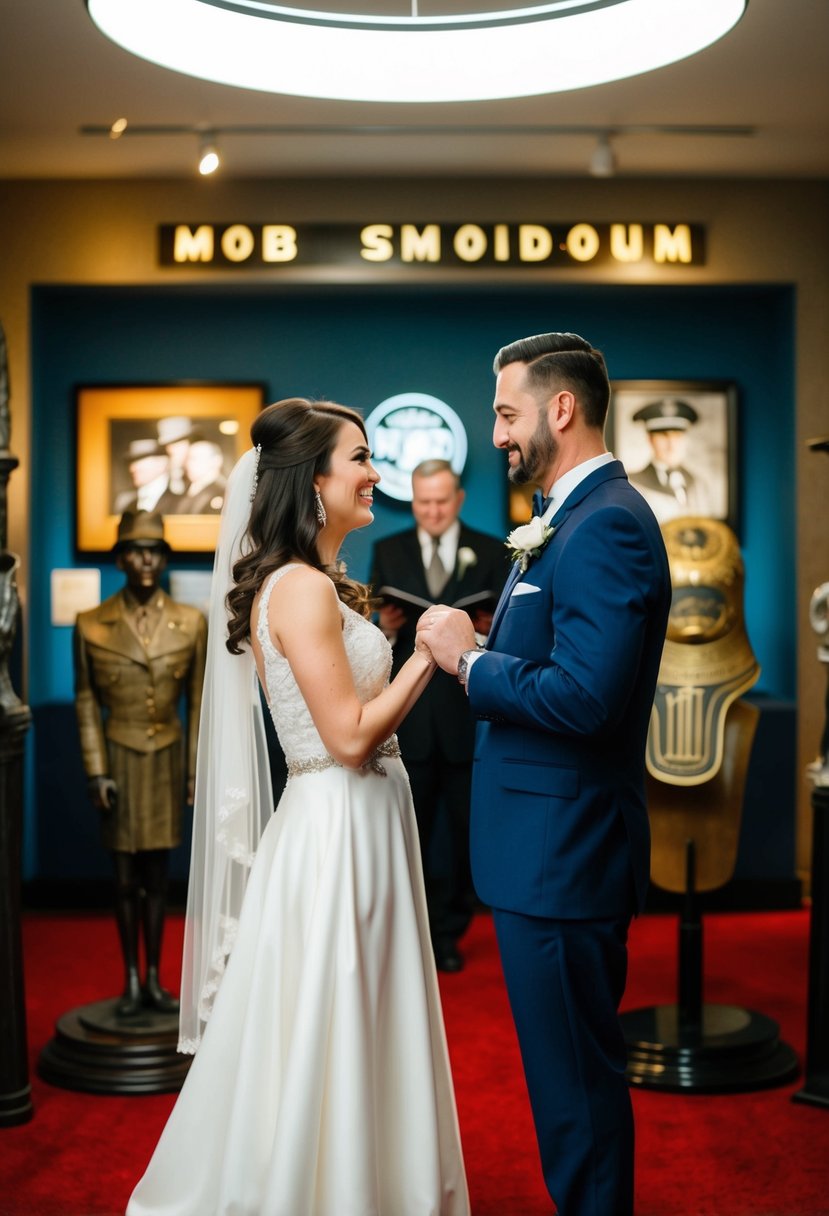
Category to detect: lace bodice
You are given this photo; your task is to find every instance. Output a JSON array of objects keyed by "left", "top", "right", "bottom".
[{"left": 256, "top": 564, "right": 395, "bottom": 767}]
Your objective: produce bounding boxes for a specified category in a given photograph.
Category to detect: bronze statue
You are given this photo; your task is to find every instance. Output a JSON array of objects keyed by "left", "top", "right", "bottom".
[{"left": 74, "top": 510, "right": 207, "bottom": 1016}]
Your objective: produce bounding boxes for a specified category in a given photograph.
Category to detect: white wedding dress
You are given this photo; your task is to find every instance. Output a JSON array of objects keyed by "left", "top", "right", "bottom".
[{"left": 127, "top": 565, "right": 470, "bottom": 1216}]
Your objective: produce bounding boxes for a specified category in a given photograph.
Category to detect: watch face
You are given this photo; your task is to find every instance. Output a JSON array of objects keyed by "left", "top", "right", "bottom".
[{"left": 458, "top": 650, "right": 472, "bottom": 684}]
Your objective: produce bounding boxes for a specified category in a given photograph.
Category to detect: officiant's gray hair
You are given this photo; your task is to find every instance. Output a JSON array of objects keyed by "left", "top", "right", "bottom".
[{"left": 412, "top": 459, "right": 461, "bottom": 489}]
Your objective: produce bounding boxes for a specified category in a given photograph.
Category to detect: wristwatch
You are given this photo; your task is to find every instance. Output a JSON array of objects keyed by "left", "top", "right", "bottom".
[{"left": 457, "top": 646, "right": 483, "bottom": 687}]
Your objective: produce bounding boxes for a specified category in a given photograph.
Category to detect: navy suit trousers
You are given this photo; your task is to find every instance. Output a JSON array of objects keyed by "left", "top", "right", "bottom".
[{"left": 491, "top": 910, "right": 634, "bottom": 1216}]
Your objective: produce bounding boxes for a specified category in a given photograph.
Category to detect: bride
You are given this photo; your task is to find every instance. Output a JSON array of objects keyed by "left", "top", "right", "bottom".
[{"left": 127, "top": 398, "right": 470, "bottom": 1216}]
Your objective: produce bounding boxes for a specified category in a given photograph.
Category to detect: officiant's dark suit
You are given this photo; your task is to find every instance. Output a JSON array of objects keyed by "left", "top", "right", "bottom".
[{"left": 370, "top": 461, "right": 508, "bottom": 970}]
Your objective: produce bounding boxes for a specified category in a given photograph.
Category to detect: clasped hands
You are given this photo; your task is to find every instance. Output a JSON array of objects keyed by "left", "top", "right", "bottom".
[{"left": 416, "top": 605, "right": 477, "bottom": 675}]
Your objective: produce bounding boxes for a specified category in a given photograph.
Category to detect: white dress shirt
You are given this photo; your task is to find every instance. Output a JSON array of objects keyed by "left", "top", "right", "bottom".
[{"left": 417, "top": 519, "right": 461, "bottom": 579}]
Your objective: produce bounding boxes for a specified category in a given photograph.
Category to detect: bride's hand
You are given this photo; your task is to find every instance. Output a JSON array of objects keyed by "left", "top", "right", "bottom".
[{"left": 414, "top": 633, "right": 437, "bottom": 666}]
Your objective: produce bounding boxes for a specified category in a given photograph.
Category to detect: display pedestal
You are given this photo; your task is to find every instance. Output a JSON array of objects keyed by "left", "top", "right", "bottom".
[
  {"left": 38, "top": 997, "right": 190, "bottom": 1095},
  {"left": 0, "top": 700, "right": 33, "bottom": 1127},
  {"left": 793, "top": 786, "right": 829, "bottom": 1109},
  {"left": 622, "top": 841, "right": 798, "bottom": 1093}
]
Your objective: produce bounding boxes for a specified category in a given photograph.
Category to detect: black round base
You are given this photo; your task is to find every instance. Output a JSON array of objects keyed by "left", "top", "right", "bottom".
[
  {"left": 621, "top": 1003, "right": 799, "bottom": 1093},
  {"left": 0, "top": 1083, "right": 34, "bottom": 1127},
  {"left": 38, "top": 997, "right": 191, "bottom": 1095}
]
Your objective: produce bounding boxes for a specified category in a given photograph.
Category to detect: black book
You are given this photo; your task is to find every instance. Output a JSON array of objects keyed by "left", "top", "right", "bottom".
[{"left": 375, "top": 584, "right": 499, "bottom": 620}]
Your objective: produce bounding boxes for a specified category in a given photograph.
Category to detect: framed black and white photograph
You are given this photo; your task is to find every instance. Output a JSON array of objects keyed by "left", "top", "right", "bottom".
[
  {"left": 76, "top": 382, "right": 266, "bottom": 554},
  {"left": 607, "top": 380, "right": 738, "bottom": 531}
]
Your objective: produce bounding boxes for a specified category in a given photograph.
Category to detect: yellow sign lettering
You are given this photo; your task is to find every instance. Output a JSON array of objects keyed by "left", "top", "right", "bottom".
[
  {"left": 221, "top": 225, "right": 255, "bottom": 262},
  {"left": 360, "top": 223, "right": 394, "bottom": 262},
  {"left": 453, "top": 224, "right": 488, "bottom": 262},
  {"left": 566, "top": 223, "right": 600, "bottom": 262},
  {"left": 654, "top": 223, "right": 693, "bottom": 264},
  {"left": 519, "top": 224, "right": 553, "bottom": 262},
  {"left": 401, "top": 224, "right": 441, "bottom": 262},
  {"left": 262, "top": 225, "right": 298, "bottom": 263},
  {"left": 493, "top": 224, "right": 510, "bottom": 262},
  {"left": 173, "top": 224, "right": 214, "bottom": 263},
  {"left": 610, "top": 223, "right": 644, "bottom": 263}
]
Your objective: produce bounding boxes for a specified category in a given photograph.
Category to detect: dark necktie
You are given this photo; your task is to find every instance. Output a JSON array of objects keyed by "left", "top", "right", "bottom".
[
  {"left": 135, "top": 605, "right": 151, "bottom": 647},
  {"left": 425, "top": 538, "right": 447, "bottom": 598},
  {"left": 668, "top": 470, "right": 688, "bottom": 506},
  {"left": 532, "top": 491, "right": 552, "bottom": 517}
]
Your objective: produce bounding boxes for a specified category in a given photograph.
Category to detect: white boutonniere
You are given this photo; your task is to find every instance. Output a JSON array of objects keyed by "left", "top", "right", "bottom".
[
  {"left": 505, "top": 516, "right": 554, "bottom": 573},
  {"left": 457, "top": 546, "right": 477, "bottom": 578}
]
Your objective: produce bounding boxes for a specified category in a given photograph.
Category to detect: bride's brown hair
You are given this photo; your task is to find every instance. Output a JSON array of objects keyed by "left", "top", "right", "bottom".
[{"left": 226, "top": 397, "right": 374, "bottom": 655}]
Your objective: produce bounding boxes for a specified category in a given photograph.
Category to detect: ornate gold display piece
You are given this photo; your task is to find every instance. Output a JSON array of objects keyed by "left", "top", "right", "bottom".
[{"left": 647, "top": 518, "right": 760, "bottom": 786}]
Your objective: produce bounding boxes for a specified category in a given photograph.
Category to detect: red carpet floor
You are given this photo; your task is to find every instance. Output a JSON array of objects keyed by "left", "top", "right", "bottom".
[{"left": 2, "top": 908, "right": 828, "bottom": 1215}]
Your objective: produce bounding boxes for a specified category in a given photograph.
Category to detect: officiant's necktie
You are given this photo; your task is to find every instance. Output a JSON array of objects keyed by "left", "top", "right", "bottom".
[{"left": 425, "top": 538, "right": 448, "bottom": 598}]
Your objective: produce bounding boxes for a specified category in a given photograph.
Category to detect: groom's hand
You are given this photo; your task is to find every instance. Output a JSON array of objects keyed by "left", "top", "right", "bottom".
[{"left": 417, "top": 606, "right": 476, "bottom": 674}]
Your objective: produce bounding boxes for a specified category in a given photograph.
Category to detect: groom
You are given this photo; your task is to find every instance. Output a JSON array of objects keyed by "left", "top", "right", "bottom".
[{"left": 419, "top": 332, "right": 671, "bottom": 1215}]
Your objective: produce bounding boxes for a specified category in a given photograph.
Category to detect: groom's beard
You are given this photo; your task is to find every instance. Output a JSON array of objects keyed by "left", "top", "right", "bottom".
[{"left": 507, "top": 410, "right": 559, "bottom": 486}]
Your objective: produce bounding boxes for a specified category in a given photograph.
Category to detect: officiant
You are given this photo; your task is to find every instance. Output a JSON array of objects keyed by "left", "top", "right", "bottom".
[{"left": 369, "top": 459, "right": 508, "bottom": 971}]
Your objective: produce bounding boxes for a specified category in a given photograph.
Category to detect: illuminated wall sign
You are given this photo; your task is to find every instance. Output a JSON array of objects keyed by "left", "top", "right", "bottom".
[
  {"left": 159, "top": 222, "right": 705, "bottom": 270},
  {"left": 365, "top": 393, "right": 468, "bottom": 502}
]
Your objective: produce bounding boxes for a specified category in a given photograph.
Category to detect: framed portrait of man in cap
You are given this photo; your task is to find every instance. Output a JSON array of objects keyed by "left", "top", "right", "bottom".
[
  {"left": 76, "top": 382, "right": 266, "bottom": 554},
  {"left": 607, "top": 380, "right": 738, "bottom": 531}
]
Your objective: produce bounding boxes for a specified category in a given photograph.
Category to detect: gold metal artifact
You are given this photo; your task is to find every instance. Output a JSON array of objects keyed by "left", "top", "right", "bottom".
[
  {"left": 646, "top": 518, "right": 761, "bottom": 894},
  {"left": 647, "top": 518, "right": 760, "bottom": 786}
]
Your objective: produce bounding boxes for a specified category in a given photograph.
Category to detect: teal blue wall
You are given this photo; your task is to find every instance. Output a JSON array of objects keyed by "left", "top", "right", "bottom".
[{"left": 27, "top": 282, "right": 796, "bottom": 883}]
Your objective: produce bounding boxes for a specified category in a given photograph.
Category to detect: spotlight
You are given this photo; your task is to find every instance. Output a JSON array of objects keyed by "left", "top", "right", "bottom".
[
  {"left": 109, "top": 117, "right": 128, "bottom": 140},
  {"left": 198, "top": 133, "right": 220, "bottom": 176},
  {"left": 589, "top": 134, "right": 616, "bottom": 178}
]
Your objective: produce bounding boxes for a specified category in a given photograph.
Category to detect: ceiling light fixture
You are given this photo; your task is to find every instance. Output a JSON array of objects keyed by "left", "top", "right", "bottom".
[
  {"left": 81, "top": 121, "right": 755, "bottom": 177},
  {"left": 197, "top": 132, "right": 221, "bottom": 175},
  {"left": 589, "top": 133, "right": 616, "bottom": 177},
  {"left": 86, "top": 0, "right": 748, "bottom": 105}
]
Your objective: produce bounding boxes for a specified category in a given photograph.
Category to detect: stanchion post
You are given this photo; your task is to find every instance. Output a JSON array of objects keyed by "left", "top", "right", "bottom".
[
  {"left": 678, "top": 838, "right": 703, "bottom": 1034},
  {"left": 793, "top": 786, "right": 829, "bottom": 1108}
]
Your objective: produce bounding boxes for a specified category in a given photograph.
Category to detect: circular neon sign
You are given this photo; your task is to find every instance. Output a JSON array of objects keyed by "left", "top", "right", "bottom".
[{"left": 365, "top": 392, "right": 468, "bottom": 502}]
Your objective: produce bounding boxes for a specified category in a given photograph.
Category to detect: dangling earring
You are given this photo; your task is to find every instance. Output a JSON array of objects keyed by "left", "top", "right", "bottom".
[{"left": 314, "top": 490, "right": 327, "bottom": 528}]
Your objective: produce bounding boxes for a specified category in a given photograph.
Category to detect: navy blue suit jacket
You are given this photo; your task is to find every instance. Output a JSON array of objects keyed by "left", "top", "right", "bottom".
[{"left": 467, "top": 460, "right": 671, "bottom": 920}]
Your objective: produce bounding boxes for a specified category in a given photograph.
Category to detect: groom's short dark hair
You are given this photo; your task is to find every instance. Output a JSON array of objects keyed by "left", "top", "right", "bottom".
[{"left": 493, "top": 332, "right": 610, "bottom": 430}]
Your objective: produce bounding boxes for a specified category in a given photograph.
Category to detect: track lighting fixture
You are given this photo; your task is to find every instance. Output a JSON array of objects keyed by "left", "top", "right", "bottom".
[
  {"left": 589, "top": 134, "right": 616, "bottom": 178},
  {"left": 80, "top": 121, "right": 754, "bottom": 179},
  {"left": 197, "top": 133, "right": 220, "bottom": 176}
]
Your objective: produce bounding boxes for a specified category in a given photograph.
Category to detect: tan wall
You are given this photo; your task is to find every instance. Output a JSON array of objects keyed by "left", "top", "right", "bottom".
[{"left": 1, "top": 175, "right": 827, "bottom": 887}]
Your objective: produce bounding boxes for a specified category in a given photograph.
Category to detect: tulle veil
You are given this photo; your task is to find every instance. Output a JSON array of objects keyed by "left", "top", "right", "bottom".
[{"left": 178, "top": 446, "right": 272, "bottom": 1053}]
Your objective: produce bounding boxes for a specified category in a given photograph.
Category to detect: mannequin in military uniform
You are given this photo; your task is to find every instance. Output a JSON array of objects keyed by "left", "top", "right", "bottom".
[{"left": 74, "top": 511, "right": 207, "bottom": 1017}]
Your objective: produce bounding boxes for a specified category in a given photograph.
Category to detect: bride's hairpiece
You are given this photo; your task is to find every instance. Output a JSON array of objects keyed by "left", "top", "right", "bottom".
[{"left": 250, "top": 443, "right": 262, "bottom": 502}]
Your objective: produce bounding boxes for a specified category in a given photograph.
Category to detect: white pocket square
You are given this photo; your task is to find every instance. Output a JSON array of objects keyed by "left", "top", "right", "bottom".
[{"left": 511, "top": 583, "right": 541, "bottom": 597}]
